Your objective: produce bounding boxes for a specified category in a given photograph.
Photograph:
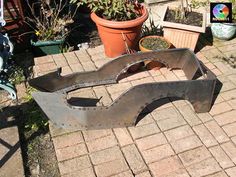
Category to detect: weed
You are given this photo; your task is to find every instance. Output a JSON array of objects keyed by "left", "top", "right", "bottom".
[
  {"left": 24, "top": 104, "right": 48, "bottom": 131},
  {"left": 60, "top": 42, "right": 74, "bottom": 53},
  {"left": 141, "top": 10, "right": 161, "bottom": 37},
  {"left": 23, "top": 86, "right": 48, "bottom": 132},
  {"left": 8, "top": 65, "right": 25, "bottom": 85}
]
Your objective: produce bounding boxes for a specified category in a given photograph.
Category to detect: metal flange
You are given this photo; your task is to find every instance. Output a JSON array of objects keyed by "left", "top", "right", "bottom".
[{"left": 30, "top": 48, "right": 217, "bottom": 130}]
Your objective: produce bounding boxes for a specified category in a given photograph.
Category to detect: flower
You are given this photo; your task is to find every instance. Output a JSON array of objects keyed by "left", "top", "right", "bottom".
[{"left": 35, "top": 31, "right": 40, "bottom": 36}]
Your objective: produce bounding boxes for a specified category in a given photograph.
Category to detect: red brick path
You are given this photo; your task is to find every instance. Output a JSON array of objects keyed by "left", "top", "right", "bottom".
[{"left": 33, "top": 38, "right": 236, "bottom": 177}]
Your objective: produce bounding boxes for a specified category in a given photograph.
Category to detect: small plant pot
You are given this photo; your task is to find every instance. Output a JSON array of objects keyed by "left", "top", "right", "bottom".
[
  {"left": 91, "top": 4, "right": 148, "bottom": 58},
  {"left": 31, "top": 39, "right": 64, "bottom": 57},
  {"left": 211, "top": 23, "right": 236, "bottom": 40},
  {"left": 139, "top": 36, "right": 171, "bottom": 70}
]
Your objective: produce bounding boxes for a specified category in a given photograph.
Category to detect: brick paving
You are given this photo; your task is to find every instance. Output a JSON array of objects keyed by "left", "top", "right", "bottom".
[
  {"left": 0, "top": 83, "right": 26, "bottom": 177},
  {"left": 33, "top": 36, "right": 236, "bottom": 177},
  {"left": 0, "top": 126, "right": 25, "bottom": 177}
]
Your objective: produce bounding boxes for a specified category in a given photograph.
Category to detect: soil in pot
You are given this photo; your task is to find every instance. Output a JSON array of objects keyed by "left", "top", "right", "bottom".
[
  {"left": 165, "top": 9, "right": 203, "bottom": 27},
  {"left": 140, "top": 37, "right": 170, "bottom": 50}
]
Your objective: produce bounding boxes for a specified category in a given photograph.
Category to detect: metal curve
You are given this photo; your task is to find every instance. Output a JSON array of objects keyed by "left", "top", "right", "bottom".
[
  {"left": 30, "top": 48, "right": 217, "bottom": 130},
  {"left": 29, "top": 48, "right": 201, "bottom": 93},
  {"left": 32, "top": 77, "right": 216, "bottom": 130}
]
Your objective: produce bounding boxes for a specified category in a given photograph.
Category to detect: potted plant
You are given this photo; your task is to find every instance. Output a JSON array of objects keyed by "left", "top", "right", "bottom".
[
  {"left": 25, "top": 0, "right": 77, "bottom": 56},
  {"left": 139, "top": 36, "right": 171, "bottom": 69},
  {"left": 211, "top": 0, "right": 236, "bottom": 40},
  {"left": 161, "top": 0, "right": 207, "bottom": 51},
  {"left": 139, "top": 16, "right": 171, "bottom": 69},
  {"left": 70, "top": 0, "right": 148, "bottom": 58}
]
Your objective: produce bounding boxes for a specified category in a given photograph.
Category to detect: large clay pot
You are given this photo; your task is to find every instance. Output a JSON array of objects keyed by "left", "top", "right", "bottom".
[
  {"left": 211, "top": 23, "right": 236, "bottom": 40},
  {"left": 91, "top": 5, "right": 148, "bottom": 58}
]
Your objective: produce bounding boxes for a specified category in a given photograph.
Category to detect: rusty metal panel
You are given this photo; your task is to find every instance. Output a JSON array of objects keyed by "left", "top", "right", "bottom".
[
  {"left": 29, "top": 48, "right": 199, "bottom": 93},
  {"left": 29, "top": 48, "right": 217, "bottom": 130}
]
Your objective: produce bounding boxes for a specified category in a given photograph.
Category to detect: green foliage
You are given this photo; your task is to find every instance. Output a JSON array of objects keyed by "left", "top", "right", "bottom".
[
  {"left": 174, "top": 0, "right": 208, "bottom": 20},
  {"left": 60, "top": 42, "right": 74, "bottom": 53},
  {"left": 231, "top": 0, "right": 236, "bottom": 22},
  {"left": 25, "top": 0, "right": 77, "bottom": 41},
  {"left": 23, "top": 86, "right": 36, "bottom": 102},
  {"left": 174, "top": 7, "right": 183, "bottom": 20},
  {"left": 23, "top": 87, "right": 48, "bottom": 132},
  {"left": 8, "top": 65, "right": 25, "bottom": 85},
  {"left": 70, "top": 0, "right": 142, "bottom": 21},
  {"left": 141, "top": 12, "right": 161, "bottom": 36},
  {"left": 24, "top": 103, "right": 48, "bottom": 132},
  {"left": 190, "top": 0, "right": 209, "bottom": 9}
]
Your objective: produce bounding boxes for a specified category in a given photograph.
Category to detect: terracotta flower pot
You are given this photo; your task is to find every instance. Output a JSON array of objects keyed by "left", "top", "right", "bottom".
[
  {"left": 91, "top": 5, "right": 148, "bottom": 58},
  {"left": 139, "top": 36, "right": 171, "bottom": 70}
]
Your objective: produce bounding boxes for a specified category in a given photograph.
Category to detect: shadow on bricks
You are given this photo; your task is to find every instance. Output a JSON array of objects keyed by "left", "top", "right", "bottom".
[
  {"left": 0, "top": 102, "right": 49, "bottom": 175},
  {"left": 212, "top": 79, "right": 223, "bottom": 106}
]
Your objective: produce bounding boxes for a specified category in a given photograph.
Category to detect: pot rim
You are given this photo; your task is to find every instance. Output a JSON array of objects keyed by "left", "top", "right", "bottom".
[
  {"left": 31, "top": 38, "right": 64, "bottom": 46},
  {"left": 211, "top": 23, "right": 236, "bottom": 26},
  {"left": 90, "top": 4, "right": 148, "bottom": 29},
  {"left": 139, "top": 35, "right": 172, "bottom": 51},
  {"left": 161, "top": 6, "right": 206, "bottom": 33}
]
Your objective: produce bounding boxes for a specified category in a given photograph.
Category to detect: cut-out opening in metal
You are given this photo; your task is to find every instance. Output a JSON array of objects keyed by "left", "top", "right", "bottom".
[{"left": 30, "top": 48, "right": 217, "bottom": 130}]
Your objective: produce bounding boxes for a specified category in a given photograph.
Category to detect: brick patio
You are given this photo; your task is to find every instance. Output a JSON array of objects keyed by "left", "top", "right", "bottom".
[{"left": 33, "top": 36, "right": 236, "bottom": 177}]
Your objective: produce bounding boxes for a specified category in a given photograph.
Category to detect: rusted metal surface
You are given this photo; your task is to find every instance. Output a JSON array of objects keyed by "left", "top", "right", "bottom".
[
  {"left": 30, "top": 48, "right": 217, "bottom": 130},
  {"left": 29, "top": 48, "right": 201, "bottom": 93}
]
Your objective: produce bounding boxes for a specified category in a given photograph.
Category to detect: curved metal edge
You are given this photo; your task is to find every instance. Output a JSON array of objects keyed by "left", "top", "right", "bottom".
[
  {"left": 29, "top": 48, "right": 201, "bottom": 92},
  {"left": 32, "top": 76, "right": 216, "bottom": 130}
]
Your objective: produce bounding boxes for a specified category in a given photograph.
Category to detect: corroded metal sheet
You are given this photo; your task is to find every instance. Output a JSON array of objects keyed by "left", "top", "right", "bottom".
[
  {"left": 30, "top": 48, "right": 217, "bottom": 130},
  {"left": 29, "top": 48, "right": 201, "bottom": 93}
]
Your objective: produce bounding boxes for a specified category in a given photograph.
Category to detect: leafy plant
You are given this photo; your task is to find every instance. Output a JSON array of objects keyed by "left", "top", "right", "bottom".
[
  {"left": 60, "top": 42, "right": 74, "bottom": 53},
  {"left": 231, "top": 0, "right": 236, "bottom": 22},
  {"left": 8, "top": 65, "right": 25, "bottom": 85},
  {"left": 23, "top": 86, "right": 36, "bottom": 102},
  {"left": 23, "top": 86, "right": 48, "bottom": 132},
  {"left": 24, "top": 103, "right": 49, "bottom": 132},
  {"left": 70, "top": 0, "right": 143, "bottom": 21},
  {"left": 173, "top": 0, "right": 208, "bottom": 20},
  {"left": 25, "top": 0, "right": 78, "bottom": 41},
  {"left": 142, "top": 11, "right": 161, "bottom": 37}
]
